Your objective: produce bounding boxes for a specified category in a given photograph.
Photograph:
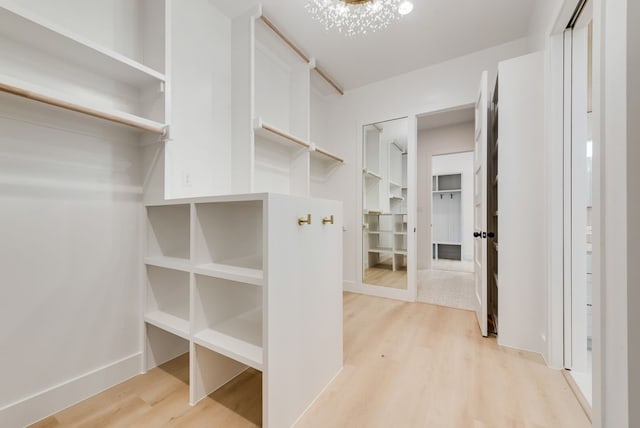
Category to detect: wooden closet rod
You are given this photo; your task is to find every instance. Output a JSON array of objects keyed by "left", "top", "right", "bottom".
[
  {"left": 259, "top": 15, "right": 310, "bottom": 64},
  {"left": 0, "top": 81, "right": 167, "bottom": 136},
  {"left": 259, "top": 14, "right": 344, "bottom": 96},
  {"left": 261, "top": 123, "right": 310, "bottom": 148},
  {"left": 313, "top": 66, "right": 344, "bottom": 96},
  {"left": 316, "top": 147, "right": 344, "bottom": 163}
]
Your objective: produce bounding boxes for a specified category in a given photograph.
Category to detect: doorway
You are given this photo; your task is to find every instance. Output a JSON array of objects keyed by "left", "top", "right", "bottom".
[{"left": 415, "top": 107, "right": 476, "bottom": 311}]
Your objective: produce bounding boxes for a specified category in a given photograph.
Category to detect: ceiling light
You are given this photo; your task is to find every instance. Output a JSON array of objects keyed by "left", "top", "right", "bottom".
[
  {"left": 398, "top": 1, "right": 414, "bottom": 15},
  {"left": 306, "top": 0, "right": 407, "bottom": 36}
]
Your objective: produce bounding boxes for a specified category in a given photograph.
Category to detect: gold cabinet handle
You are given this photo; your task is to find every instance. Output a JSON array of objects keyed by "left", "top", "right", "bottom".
[
  {"left": 322, "top": 215, "right": 334, "bottom": 225},
  {"left": 298, "top": 214, "right": 312, "bottom": 226}
]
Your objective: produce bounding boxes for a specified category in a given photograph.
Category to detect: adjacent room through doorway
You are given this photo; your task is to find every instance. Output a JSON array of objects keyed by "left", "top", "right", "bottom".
[{"left": 415, "top": 107, "right": 476, "bottom": 311}]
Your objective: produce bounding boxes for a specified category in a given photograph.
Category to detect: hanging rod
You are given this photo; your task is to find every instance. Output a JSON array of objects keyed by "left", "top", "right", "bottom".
[
  {"left": 259, "top": 15, "right": 310, "bottom": 63},
  {"left": 313, "top": 66, "right": 344, "bottom": 96},
  {"left": 0, "top": 80, "right": 167, "bottom": 136},
  {"left": 258, "top": 121, "right": 310, "bottom": 149},
  {"left": 315, "top": 147, "right": 344, "bottom": 163},
  {"left": 259, "top": 14, "right": 344, "bottom": 96}
]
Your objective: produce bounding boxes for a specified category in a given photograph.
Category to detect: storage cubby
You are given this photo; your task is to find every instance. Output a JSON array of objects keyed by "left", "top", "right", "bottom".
[
  {"left": 146, "top": 204, "right": 190, "bottom": 263},
  {"left": 194, "top": 200, "right": 264, "bottom": 285},
  {"left": 193, "top": 275, "right": 263, "bottom": 370},
  {"left": 145, "top": 265, "right": 190, "bottom": 338},
  {"left": 143, "top": 193, "right": 342, "bottom": 428}
]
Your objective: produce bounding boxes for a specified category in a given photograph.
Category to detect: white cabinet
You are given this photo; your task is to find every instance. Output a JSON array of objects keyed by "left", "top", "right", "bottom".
[{"left": 143, "top": 193, "right": 343, "bottom": 428}]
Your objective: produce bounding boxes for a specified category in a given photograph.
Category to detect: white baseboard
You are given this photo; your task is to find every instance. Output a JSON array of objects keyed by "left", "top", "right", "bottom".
[
  {"left": 343, "top": 280, "right": 415, "bottom": 302},
  {"left": 0, "top": 352, "right": 142, "bottom": 428}
]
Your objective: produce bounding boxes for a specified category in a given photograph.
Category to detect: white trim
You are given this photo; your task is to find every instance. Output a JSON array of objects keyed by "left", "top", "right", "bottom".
[
  {"left": 0, "top": 353, "right": 142, "bottom": 427},
  {"left": 343, "top": 280, "right": 415, "bottom": 302}
]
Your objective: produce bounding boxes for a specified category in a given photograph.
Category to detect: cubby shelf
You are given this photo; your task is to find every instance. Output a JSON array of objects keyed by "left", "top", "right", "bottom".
[
  {"left": 0, "top": 3, "right": 165, "bottom": 86},
  {"left": 193, "top": 307, "right": 263, "bottom": 370},
  {"left": 193, "top": 263, "right": 264, "bottom": 286},
  {"left": 368, "top": 247, "right": 393, "bottom": 253},
  {"left": 144, "top": 256, "right": 191, "bottom": 273},
  {"left": 144, "top": 311, "right": 190, "bottom": 340}
]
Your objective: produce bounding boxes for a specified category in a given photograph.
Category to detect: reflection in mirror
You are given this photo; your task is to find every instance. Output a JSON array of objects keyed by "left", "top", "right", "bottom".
[{"left": 362, "top": 117, "right": 408, "bottom": 289}]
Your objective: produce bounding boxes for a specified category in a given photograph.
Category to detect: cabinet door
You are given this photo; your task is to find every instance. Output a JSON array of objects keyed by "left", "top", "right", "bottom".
[{"left": 265, "top": 195, "right": 342, "bottom": 428}]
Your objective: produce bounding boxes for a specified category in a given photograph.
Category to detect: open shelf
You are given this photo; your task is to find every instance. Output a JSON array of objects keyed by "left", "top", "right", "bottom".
[
  {"left": 194, "top": 201, "right": 264, "bottom": 274},
  {"left": 194, "top": 275, "right": 263, "bottom": 370},
  {"left": 147, "top": 204, "right": 190, "bottom": 261},
  {"left": 368, "top": 247, "right": 393, "bottom": 253},
  {"left": 145, "top": 266, "right": 190, "bottom": 339},
  {"left": 144, "top": 256, "right": 192, "bottom": 273},
  {"left": 0, "top": 74, "right": 167, "bottom": 135},
  {"left": 193, "top": 258, "right": 264, "bottom": 286},
  {"left": 0, "top": 3, "right": 166, "bottom": 87},
  {"left": 145, "top": 311, "right": 190, "bottom": 339},
  {"left": 193, "top": 307, "right": 263, "bottom": 370}
]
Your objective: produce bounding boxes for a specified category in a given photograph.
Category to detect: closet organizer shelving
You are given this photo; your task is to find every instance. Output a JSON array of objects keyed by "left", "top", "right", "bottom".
[
  {"left": 231, "top": 6, "right": 343, "bottom": 198},
  {"left": 144, "top": 193, "right": 343, "bottom": 427},
  {"left": 0, "top": 1, "right": 170, "bottom": 137}
]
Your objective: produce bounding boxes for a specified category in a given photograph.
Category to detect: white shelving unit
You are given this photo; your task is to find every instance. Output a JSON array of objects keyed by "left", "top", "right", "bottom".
[
  {"left": 0, "top": 1, "right": 170, "bottom": 136},
  {"left": 231, "top": 6, "right": 343, "bottom": 197},
  {"left": 432, "top": 174, "right": 463, "bottom": 260},
  {"left": 143, "top": 193, "right": 343, "bottom": 428}
]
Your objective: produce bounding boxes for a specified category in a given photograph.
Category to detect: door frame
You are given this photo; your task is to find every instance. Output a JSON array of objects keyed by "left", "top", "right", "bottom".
[{"left": 351, "top": 115, "right": 417, "bottom": 302}]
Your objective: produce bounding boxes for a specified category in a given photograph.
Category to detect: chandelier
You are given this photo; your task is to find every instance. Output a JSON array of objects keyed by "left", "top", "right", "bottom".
[{"left": 306, "top": 0, "right": 414, "bottom": 37}]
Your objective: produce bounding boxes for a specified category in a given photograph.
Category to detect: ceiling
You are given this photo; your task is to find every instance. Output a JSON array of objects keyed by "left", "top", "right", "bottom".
[
  {"left": 417, "top": 107, "right": 474, "bottom": 131},
  {"left": 212, "top": 0, "right": 537, "bottom": 90}
]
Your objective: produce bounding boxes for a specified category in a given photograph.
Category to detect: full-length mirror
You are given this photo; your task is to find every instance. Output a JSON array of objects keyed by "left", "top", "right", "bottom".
[{"left": 362, "top": 117, "right": 409, "bottom": 289}]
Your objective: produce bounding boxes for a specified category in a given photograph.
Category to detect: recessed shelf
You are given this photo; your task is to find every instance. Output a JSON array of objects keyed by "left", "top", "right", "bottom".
[
  {"left": 390, "top": 196, "right": 404, "bottom": 200},
  {"left": 145, "top": 266, "right": 190, "bottom": 340},
  {"left": 389, "top": 180, "right": 402, "bottom": 187},
  {"left": 395, "top": 250, "right": 407, "bottom": 255},
  {"left": 193, "top": 261, "right": 264, "bottom": 286},
  {"left": 147, "top": 204, "right": 190, "bottom": 260},
  {"left": 368, "top": 230, "right": 393, "bottom": 235},
  {"left": 145, "top": 311, "right": 190, "bottom": 340},
  {"left": 194, "top": 201, "right": 263, "bottom": 273},
  {"left": 144, "top": 256, "right": 191, "bottom": 273},
  {"left": 433, "top": 189, "right": 462, "bottom": 193},
  {"left": 0, "top": 74, "right": 167, "bottom": 135},
  {"left": 0, "top": 4, "right": 165, "bottom": 86},
  {"left": 193, "top": 307, "right": 263, "bottom": 371},
  {"left": 368, "top": 247, "right": 393, "bottom": 253}
]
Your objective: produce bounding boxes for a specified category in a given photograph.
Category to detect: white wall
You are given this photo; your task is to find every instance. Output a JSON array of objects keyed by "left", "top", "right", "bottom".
[
  {"left": 314, "top": 39, "right": 531, "bottom": 287},
  {"left": 628, "top": 3, "right": 640, "bottom": 426},
  {"left": 498, "top": 52, "right": 547, "bottom": 355},
  {"left": 0, "top": 95, "right": 142, "bottom": 427},
  {"left": 165, "top": 0, "right": 232, "bottom": 199},
  {"left": 419, "top": 125, "right": 474, "bottom": 268},
  {"left": 431, "top": 150, "right": 474, "bottom": 262}
]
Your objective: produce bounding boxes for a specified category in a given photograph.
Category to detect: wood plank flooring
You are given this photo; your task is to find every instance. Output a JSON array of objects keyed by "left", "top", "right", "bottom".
[
  {"left": 31, "top": 293, "right": 590, "bottom": 428},
  {"left": 364, "top": 265, "right": 407, "bottom": 289}
]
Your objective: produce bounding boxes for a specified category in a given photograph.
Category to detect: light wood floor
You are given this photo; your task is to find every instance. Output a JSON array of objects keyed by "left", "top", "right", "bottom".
[
  {"left": 364, "top": 265, "right": 407, "bottom": 289},
  {"left": 32, "top": 293, "right": 590, "bottom": 428}
]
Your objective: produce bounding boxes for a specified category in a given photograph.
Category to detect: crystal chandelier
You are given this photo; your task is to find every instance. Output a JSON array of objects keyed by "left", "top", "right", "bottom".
[{"left": 306, "top": 0, "right": 412, "bottom": 37}]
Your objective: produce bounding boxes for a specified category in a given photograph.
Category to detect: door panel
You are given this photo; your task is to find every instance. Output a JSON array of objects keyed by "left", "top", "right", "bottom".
[{"left": 473, "top": 71, "right": 489, "bottom": 337}]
